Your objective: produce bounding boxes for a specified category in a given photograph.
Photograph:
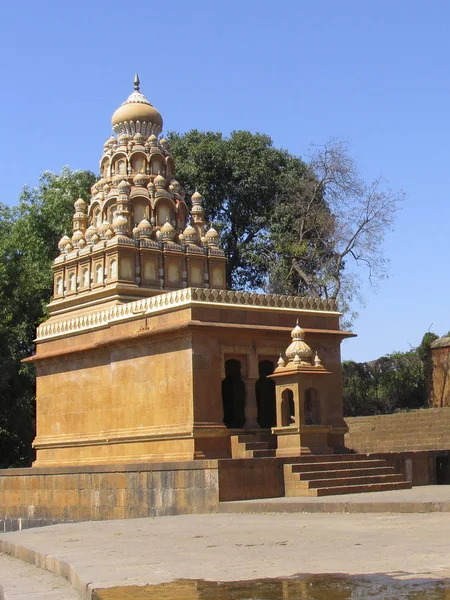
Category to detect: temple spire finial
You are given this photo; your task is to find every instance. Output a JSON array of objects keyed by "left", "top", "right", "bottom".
[{"left": 134, "top": 72, "right": 140, "bottom": 92}]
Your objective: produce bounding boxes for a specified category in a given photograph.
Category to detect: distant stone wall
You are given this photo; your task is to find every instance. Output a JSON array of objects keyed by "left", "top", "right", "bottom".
[
  {"left": 345, "top": 407, "right": 450, "bottom": 453},
  {"left": 0, "top": 460, "right": 218, "bottom": 531},
  {"left": 430, "top": 343, "right": 450, "bottom": 407}
]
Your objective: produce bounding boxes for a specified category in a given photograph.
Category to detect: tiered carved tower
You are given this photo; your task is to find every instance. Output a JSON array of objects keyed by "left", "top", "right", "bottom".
[{"left": 50, "top": 75, "right": 226, "bottom": 318}]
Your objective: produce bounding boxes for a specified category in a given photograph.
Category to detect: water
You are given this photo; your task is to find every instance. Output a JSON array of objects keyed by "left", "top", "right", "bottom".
[{"left": 92, "top": 574, "right": 450, "bottom": 600}]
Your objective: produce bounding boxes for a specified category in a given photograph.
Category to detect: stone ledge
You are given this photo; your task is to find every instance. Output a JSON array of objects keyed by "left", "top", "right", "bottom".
[
  {"left": 36, "top": 287, "right": 340, "bottom": 341},
  {"left": 0, "top": 459, "right": 218, "bottom": 477}
]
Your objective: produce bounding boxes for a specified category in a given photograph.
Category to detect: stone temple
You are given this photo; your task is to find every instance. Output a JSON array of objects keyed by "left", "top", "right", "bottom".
[
  {"left": 0, "top": 77, "right": 413, "bottom": 527},
  {"left": 32, "top": 75, "right": 353, "bottom": 468}
]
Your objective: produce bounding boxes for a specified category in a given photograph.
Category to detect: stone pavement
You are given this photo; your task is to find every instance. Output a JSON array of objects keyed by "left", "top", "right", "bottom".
[
  {"left": 2, "top": 486, "right": 450, "bottom": 599},
  {"left": 0, "top": 553, "right": 78, "bottom": 600},
  {"left": 220, "top": 483, "right": 450, "bottom": 513}
]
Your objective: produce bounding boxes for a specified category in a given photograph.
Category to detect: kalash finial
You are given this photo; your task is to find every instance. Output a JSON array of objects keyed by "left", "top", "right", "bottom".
[{"left": 134, "top": 72, "right": 140, "bottom": 92}]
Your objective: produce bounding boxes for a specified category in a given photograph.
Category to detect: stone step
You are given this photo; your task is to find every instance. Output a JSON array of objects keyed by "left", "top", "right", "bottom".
[
  {"left": 244, "top": 442, "right": 270, "bottom": 450},
  {"left": 291, "top": 459, "right": 388, "bottom": 473},
  {"left": 288, "top": 453, "right": 371, "bottom": 464},
  {"left": 236, "top": 434, "right": 275, "bottom": 443},
  {"left": 312, "top": 481, "right": 412, "bottom": 497},
  {"left": 286, "top": 480, "right": 412, "bottom": 497},
  {"left": 252, "top": 449, "right": 276, "bottom": 458},
  {"left": 292, "top": 466, "right": 396, "bottom": 481},
  {"left": 288, "top": 474, "right": 405, "bottom": 490}
]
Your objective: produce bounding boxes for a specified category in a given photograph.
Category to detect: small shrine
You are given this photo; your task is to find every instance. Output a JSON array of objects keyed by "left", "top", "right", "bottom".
[{"left": 270, "top": 321, "right": 339, "bottom": 456}]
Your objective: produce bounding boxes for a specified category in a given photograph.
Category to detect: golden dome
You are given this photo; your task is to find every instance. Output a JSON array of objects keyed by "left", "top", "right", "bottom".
[
  {"left": 205, "top": 227, "right": 219, "bottom": 239},
  {"left": 137, "top": 218, "right": 152, "bottom": 238},
  {"left": 285, "top": 320, "right": 312, "bottom": 364},
  {"left": 74, "top": 198, "right": 87, "bottom": 211},
  {"left": 111, "top": 74, "right": 163, "bottom": 137},
  {"left": 205, "top": 227, "right": 219, "bottom": 247},
  {"left": 183, "top": 224, "right": 198, "bottom": 244},
  {"left": 160, "top": 220, "right": 176, "bottom": 241},
  {"left": 58, "top": 234, "right": 71, "bottom": 251},
  {"left": 191, "top": 191, "right": 203, "bottom": 202}
]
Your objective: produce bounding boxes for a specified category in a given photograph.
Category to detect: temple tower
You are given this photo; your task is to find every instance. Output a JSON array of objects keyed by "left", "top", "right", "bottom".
[{"left": 49, "top": 75, "right": 226, "bottom": 318}]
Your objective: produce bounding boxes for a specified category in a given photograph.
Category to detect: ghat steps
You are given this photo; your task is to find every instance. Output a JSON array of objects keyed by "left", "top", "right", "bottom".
[
  {"left": 283, "top": 454, "right": 411, "bottom": 497},
  {"left": 230, "top": 434, "right": 411, "bottom": 497}
]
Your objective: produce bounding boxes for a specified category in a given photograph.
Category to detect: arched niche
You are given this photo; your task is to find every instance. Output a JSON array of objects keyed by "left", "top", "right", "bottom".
[
  {"left": 82, "top": 268, "right": 90, "bottom": 288},
  {"left": 176, "top": 202, "right": 188, "bottom": 230},
  {"left": 112, "top": 154, "right": 127, "bottom": 176},
  {"left": 131, "top": 152, "right": 147, "bottom": 174},
  {"left": 281, "top": 388, "right": 295, "bottom": 426},
  {"left": 221, "top": 359, "right": 246, "bottom": 429},
  {"left": 96, "top": 264, "right": 103, "bottom": 284},
  {"left": 56, "top": 276, "right": 63, "bottom": 295},
  {"left": 101, "top": 158, "right": 110, "bottom": 179},
  {"left": 89, "top": 202, "right": 102, "bottom": 228},
  {"left": 155, "top": 198, "right": 175, "bottom": 226},
  {"left": 109, "top": 259, "right": 117, "bottom": 280},
  {"left": 305, "top": 388, "right": 321, "bottom": 425},
  {"left": 150, "top": 154, "right": 165, "bottom": 176},
  {"left": 132, "top": 197, "right": 151, "bottom": 226},
  {"left": 103, "top": 198, "right": 118, "bottom": 224},
  {"left": 69, "top": 272, "right": 76, "bottom": 292},
  {"left": 166, "top": 157, "right": 175, "bottom": 180}
]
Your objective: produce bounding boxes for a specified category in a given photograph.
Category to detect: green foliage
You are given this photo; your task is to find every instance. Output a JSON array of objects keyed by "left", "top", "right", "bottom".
[
  {"left": 343, "top": 332, "right": 439, "bottom": 417},
  {"left": 0, "top": 167, "right": 95, "bottom": 467},
  {"left": 169, "top": 133, "right": 402, "bottom": 318},
  {"left": 168, "top": 130, "right": 309, "bottom": 290}
]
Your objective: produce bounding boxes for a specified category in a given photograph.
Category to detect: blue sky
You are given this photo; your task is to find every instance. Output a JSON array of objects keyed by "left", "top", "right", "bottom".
[{"left": 1, "top": 0, "right": 449, "bottom": 362}]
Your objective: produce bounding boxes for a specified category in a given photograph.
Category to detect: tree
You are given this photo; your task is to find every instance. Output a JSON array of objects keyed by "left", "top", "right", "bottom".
[
  {"left": 343, "top": 332, "right": 439, "bottom": 417},
  {"left": 264, "top": 139, "right": 404, "bottom": 318},
  {"left": 168, "top": 129, "right": 309, "bottom": 290},
  {"left": 0, "top": 168, "right": 95, "bottom": 466},
  {"left": 169, "top": 133, "right": 403, "bottom": 320}
]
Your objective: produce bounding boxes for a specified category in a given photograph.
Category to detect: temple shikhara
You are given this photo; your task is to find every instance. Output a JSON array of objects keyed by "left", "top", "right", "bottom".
[
  {"left": 50, "top": 74, "right": 226, "bottom": 319},
  {"left": 0, "top": 77, "right": 415, "bottom": 528}
]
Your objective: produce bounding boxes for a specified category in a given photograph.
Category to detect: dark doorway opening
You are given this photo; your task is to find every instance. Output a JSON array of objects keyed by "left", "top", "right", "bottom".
[
  {"left": 256, "top": 360, "right": 276, "bottom": 429},
  {"left": 281, "top": 389, "right": 295, "bottom": 426},
  {"left": 436, "top": 456, "right": 450, "bottom": 484},
  {"left": 222, "top": 359, "right": 246, "bottom": 428}
]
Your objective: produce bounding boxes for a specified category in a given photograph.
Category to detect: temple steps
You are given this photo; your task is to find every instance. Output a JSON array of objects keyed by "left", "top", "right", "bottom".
[
  {"left": 230, "top": 433, "right": 277, "bottom": 459},
  {"left": 284, "top": 456, "right": 412, "bottom": 497}
]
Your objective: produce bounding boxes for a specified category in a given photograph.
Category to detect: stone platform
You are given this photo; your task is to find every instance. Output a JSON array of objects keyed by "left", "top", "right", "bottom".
[{"left": 2, "top": 491, "right": 450, "bottom": 600}]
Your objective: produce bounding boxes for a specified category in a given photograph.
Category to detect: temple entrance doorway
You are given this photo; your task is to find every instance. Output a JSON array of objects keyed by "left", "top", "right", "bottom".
[
  {"left": 256, "top": 360, "right": 276, "bottom": 428},
  {"left": 222, "top": 359, "right": 246, "bottom": 428}
]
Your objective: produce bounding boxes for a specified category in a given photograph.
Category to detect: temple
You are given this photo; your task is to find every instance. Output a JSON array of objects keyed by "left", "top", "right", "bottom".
[
  {"left": 28, "top": 75, "right": 355, "bottom": 469},
  {"left": 7, "top": 76, "right": 412, "bottom": 517}
]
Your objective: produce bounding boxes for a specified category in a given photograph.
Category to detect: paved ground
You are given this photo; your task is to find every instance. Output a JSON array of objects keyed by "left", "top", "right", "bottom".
[
  {"left": 220, "top": 484, "right": 450, "bottom": 513},
  {"left": 2, "top": 486, "right": 450, "bottom": 599},
  {"left": 0, "top": 553, "right": 78, "bottom": 600}
]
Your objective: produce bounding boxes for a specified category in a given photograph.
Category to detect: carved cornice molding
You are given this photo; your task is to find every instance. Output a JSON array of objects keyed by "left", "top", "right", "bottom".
[{"left": 36, "top": 288, "right": 339, "bottom": 341}]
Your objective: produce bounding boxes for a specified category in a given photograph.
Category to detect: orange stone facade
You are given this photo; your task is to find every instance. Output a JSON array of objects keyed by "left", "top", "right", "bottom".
[{"left": 28, "top": 77, "right": 353, "bottom": 468}]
